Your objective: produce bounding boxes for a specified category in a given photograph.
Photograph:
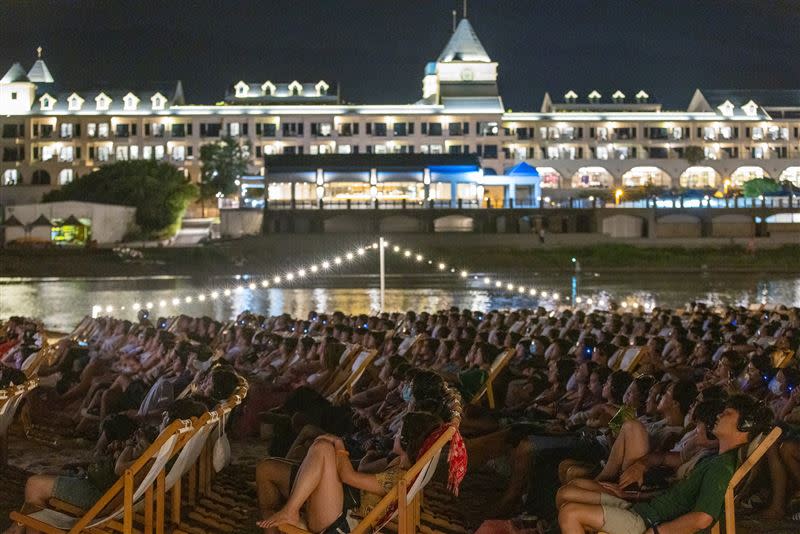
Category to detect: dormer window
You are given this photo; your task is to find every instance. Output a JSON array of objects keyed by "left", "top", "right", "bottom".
[
  {"left": 95, "top": 92, "right": 112, "bottom": 112},
  {"left": 742, "top": 100, "right": 758, "bottom": 117},
  {"left": 611, "top": 90, "right": 625, "bottom": 103},
  {"left": 717, "top": 100, "right": 735, "bottom": 117},
  {"left": 234, "top": 81, "right": 249, "bottom": 98},
  {"left": 288, "top": 81, "right": 303, "bottom": 96},
  {"left": 635, "top": 90, "right": 649, "bottom": 103},
  {"left": 564, "top": 90, "right": 578, "bottom": 103},
  {"left": 151, "top": 92, "right": 167, "bottom": 111},
  {"left": 67, "top": 93, "right": 84, "bottom": 111},
  {"left": 587, "top": 90, "right": 602, "bottom": 103},
  {"left": 315, "top": 80, "right": 329, "bottom": 96},
  {"left": 39, "top": 93, "right": 56, "bottom": 111},
  {"left": 261, "top": 81, "right": 276, "bottom": 96},
  {"left": 123, "top": 92, "right": 140, "bottom": 111}
]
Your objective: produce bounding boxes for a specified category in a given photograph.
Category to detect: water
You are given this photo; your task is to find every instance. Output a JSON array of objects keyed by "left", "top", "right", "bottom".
[{"left": 2, "top": 271, "right": 800, "bottom": 332}]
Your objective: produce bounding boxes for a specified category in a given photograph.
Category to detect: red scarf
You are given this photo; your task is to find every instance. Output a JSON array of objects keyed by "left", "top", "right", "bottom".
[{"left": 416, "top": 423, "right": 467, "bottom": 496}]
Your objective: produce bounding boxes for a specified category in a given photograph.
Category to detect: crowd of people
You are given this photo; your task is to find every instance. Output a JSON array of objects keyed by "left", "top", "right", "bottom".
[{"left": 0, "top": 301, "right": 799, "bottom": 534}]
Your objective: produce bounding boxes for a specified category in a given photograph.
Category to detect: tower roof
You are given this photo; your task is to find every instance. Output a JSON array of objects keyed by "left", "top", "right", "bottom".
[
  {"left": 27, "top": 59, "right": 54, "bottom": 83},
  {"left": 1, "top": 63, "right": 30, "bottom": 83},
  {"left": 437, "top": 19, "right": 491, "bottom": 63}
]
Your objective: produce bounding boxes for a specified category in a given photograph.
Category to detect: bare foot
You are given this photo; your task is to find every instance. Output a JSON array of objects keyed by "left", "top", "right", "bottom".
[{"left": 257, "top": 507, "right": 301, "bottom": 530}]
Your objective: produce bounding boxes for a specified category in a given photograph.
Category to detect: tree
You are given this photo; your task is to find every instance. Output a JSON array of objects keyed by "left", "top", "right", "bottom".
[
  {"left": 199, "top": 136, "right": 251, "bottom": 215},
  {"left": 43, "top": 160, "right": 197, "bottom": 239},
  {"left": 743, "top": 178, "right": 782, "bottom": 198},
  {"left": 684, "top": 146, "right": 705, "bottom": 165}
]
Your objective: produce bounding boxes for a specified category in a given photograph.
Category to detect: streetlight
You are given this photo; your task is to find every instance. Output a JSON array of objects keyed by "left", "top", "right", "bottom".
[{"left": 615, "top": 188, "right": 623, "bottom": 205}]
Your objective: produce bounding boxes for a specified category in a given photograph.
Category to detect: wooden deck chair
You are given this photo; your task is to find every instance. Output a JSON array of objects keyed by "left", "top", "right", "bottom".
[
  {"left": 709, "top": 426, "right": 782, "bottom": 534},
  {"left": 771, "top": 348, "right": 795, "bottom": 368},
  {"left": 397, "top": 334, "right": 421, "bottom": 357},
  {"left": 317, "top": 343, "right": 361, "bottom": 398},
  {"left": 1, "top": 379, "right": 38, "bottom": 466},
  {"left": 619, "top": 346, "right": 646, "bottom": 373},
  {"left": 328, "top": 348, "right": 379, "bottom": 404},
  {"left": 470, "top": 348, "right": 515, "bottom": 409},
  {"left": 9, "top": 418, "right": 192, "bottom": 534},
  {"left": 278, "top": 425, "right": 457, "bottom": 534}
]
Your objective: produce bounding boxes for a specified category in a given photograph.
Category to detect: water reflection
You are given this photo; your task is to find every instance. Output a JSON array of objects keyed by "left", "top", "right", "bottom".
[{"left": 1, "top": 272, "right": 799, "bottom": 332}]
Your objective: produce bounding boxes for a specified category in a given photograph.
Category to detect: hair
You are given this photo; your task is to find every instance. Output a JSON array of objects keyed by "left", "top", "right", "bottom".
[
  {"left": 693, "top": 398, "right": 726, "bottom": 433},
  {"left": 210, "top": 369, "right": 240, "bottom": 402},
  {"left": 725, "top": 394, "right": 774, "bottom": 439},
  {"left": 699, "top": 384, "right": 729, "bottom": 402},
  {"left": 101, "top": 413, "right": 139, "bottom": 442},
  {"left": 400, "top": 411, "right": 444, "bottom": 462},
  {"left": 671, "top": 379, "right": 699, "bottom": 415},
  {"left": 633, "top": 375, "right": 657, "bottom": 400},
  {"left": 609, "top": 370, "right": 634, "bottom": 405},
  {"left": 556, "top": 358, "right": 577, "bottom": 384},
  {"left": 166, "top": 398, "right": 207, "bottom": 422},
  {"left": 593, "top": 366, "right": 612, "bottom": 387}
]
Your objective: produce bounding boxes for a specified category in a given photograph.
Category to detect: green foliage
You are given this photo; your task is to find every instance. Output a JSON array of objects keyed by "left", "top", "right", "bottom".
[
  {"left": 199, "top": 136, "right": 251, "bottom": 201},
  {"left": 742, "top": 178, "right": 782, "bottom": 198},
  {"left": 43, "top": 160, "right": 197, "bottom": 238},
  {"left": 684, "top": 146, "right": 705, "bottom": 165}
]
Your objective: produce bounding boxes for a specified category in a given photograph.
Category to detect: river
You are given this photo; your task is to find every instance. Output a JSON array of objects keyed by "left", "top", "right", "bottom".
[{"left": 1, "top": 271, "right": 799, "bottom": 331}]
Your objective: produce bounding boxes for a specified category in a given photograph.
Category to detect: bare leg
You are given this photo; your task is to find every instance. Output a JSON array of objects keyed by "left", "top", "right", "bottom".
[
  {"left": 596, "top": 419, "right": 649, "bottom": 482},
  {"left": 558, "top": 502, "right": 606, "bottom": 534},
  {"left": 258, "top": 440, "right": 344, "bottom": 533},
  {"left": 4, "top": 475, "right": 59, "bottom": 533},
  {"left": 496, "top": 438, "right": 534, "bottom": 516},
  {"left": 255, "top": 459, "right": 293, "bottom": 532},
  {"left": 555, "top": 478, "right": 605, "bottom": 509},
  {"left": 780, "top": 441, "right": 800, "bottom": 488},
  {"left": 760, "top": 444, "right": 787, "bottom": 519}
]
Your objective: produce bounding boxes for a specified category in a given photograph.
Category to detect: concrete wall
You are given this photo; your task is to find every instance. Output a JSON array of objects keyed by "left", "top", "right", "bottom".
[
  {"left": 0, "top": 185, "right": 51, "bottom": 206},
  {"left": 601, "top": 214, "right": 644, "bottom": 238},
  {"left": 655, "top": 214, "right": 701, "bottom": 238},
  {"left": 220, "top": 209, "right": 263, "bottom": 238},
  {"left": 711, "top": 214, "right": 755, "bottom": 238}
]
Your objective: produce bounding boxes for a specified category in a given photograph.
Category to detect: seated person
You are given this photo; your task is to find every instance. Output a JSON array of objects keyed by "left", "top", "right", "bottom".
[
  {"left": 256, "top": 411, "right": 443, "bottom": 534},
  {"left": 556, "top": 394, "right": 772, "bottom": 534}
]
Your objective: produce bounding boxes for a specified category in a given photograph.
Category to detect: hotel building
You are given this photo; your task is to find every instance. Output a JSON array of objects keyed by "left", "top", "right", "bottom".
[{"left": 2, "top": 20, "right": 800, "bottom": 209}]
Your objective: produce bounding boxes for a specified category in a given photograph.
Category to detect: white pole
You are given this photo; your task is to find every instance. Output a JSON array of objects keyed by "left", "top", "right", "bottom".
[{"left": 379, "top": 236, "right": 386, "bottom": 312}]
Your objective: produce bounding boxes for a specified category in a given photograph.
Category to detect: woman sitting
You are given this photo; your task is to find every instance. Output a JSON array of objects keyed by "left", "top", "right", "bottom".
[{"left": 257, "top": 411, "right": 443, "bottom": 534}]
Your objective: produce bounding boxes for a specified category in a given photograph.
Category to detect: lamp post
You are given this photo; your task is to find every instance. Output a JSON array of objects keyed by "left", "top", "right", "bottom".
[{"left": 615, "top": 188, "right": 623, "bottom": 205}]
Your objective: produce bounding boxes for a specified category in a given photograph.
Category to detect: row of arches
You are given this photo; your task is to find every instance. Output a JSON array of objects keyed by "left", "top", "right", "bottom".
[
  {"left": 536, "top": 165, "right": 800, "bottom": 189},
  {"left": 2, "top": 169, "right": 74, "bottom": 186}
]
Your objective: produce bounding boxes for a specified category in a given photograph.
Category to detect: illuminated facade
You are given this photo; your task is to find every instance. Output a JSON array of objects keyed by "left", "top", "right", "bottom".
[{"left": 2, "top": 21, "right": 800, "bottom": 207}]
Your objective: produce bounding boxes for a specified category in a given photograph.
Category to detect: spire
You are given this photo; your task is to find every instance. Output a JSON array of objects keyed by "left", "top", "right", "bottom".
[
  {"left": 437, "top": 18, "right": 491, "bottom": 62},
  {"left": 1, "top": 63, "right": 29, "bottom": 83},
  {"left": 27, "top": 47, "right": 54, "bottom": 84}
]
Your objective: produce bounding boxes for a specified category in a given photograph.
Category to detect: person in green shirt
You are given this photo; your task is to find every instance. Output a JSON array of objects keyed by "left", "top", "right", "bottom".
[{"left": 556, "top": 394, "right": 771, "bottom": 534}]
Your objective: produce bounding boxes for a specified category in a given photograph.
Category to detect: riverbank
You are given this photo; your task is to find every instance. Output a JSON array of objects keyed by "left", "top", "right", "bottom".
[{"left": 1, "top": 236, "right": 799, "bottom": 278}]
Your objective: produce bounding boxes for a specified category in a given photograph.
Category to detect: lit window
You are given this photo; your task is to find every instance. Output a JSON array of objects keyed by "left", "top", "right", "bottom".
[
  {"left": 154, "top": 145, "right": 164, "bottom": 159},
  {"left": 3, "top": 169, "right": 20, "bottom": 185},
  {"left": 97, "top": 123, "right": 109, "bottom": 138},
  {"left": 116, "top": 146, "right": 129, "bottom": 161},
  {"left": 229, "top": 122, "right": 240, "bottom": 136},
  {"left": 60, "top": 123, "right": 74, "bottom": 138},
  {"left": 59, "top": 146, "right": 74, "bottom": 162},
  {"left": 374, "top": 144, "right": 388, "bottom": 154},
  {"left": 130, "top": 145, "right": 139, "bottom": 160},
  {"left": 150, "top": 93, "right": 167, "bottom": 110},
  {"left": 751, "top": 127, "right": 763, "bottom": 141},
  {"left": 87, "top": 123, "right": 97, "bottom": 137},
  {"left": 337, "top": 144, "right": 352, "bottom": 154},
  {"left": 172, "top": 145, "right": 185, "bottom": 161},
  {"left": 143, "top": 146, "right": 153, "bottom": 159},
  {"left": 123, "top": 93, "right": 140, "bottom": 111},
  {"left": 596, "top": 146, "right": 609, "bottom": 160},
  {"left": 97, "top": 146, "right": 111, "bottom": 161},
  {"left": 67, "top": 93, "right": 84, "bottom": 111},
  {"left": 429, "top": 144, "right": 443, "bottom": 154},
  {"left": 41, "top": 145, "right": 55, "bottom": 161},
  {"left": 58, "top": 169, "right": 74, "bottom": 185}
]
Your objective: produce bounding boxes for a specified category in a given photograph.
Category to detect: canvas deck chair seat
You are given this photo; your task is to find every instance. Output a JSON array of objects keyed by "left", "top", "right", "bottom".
[
  {"left": 470, "top": 348, "right": 514, "bottom": 409},
  {"left": 317, "top": 343, "right": 361, "bottom": 397},
  {"left": 328, "top": 348, "right": 378, "bottom": 405},
  {"left": 9, "top": 419, "right": 192, "bottom": 534},
  {"left": 279, "top": 425, "right": 457, "bottom": 534},
  {"left": 619, "top": 346, "right": 646, "bottom": 373}
]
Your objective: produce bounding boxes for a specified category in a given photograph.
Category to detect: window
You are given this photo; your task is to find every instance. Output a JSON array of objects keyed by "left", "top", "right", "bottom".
[
  {"left": 37, "top": 124, "right": 54, "bottom": 138},
  {"left": 2, "top": 147, "right": 23, "bottom": 162},
  {"left": 259, "top": 123, "right": 277, "bottom": 137},
  {"left": 282, "top": 122, "right": 304, "bottom": 137},
  {"left": 116, "top": 146, "right": 129, "bottom": 161},
  {"left": 87, "top": 123, "right": 97, "bottom": 137},
  {"left": 68, "top": 93, "right": 84, "bottom": 111},
  {"left": 752, "top": 127, "right": 764, "bottom": 141},
  {"left": 151, "top": 93, "right": 167, "bottom": 110},
  {"left": 427, "top": 123, "right": 443, "bottom": 136},
  {"left": 3, "top": 169, "right": 20, "bottom": 185},
  {"left": 372, "top": 123, "right": 387, "bottom": 136},
  {"left": 151, "top": 123, "right": 166, "bottom": 137},
  {"left": 59, "top": 146, "right": 74, "bottom": 162},
  {"left": 10, "top": 92, "right": 17, "bottom": 100},
  {"left": 95, "top": 93, "right": 111, "bottom": 111},
  {"left": 130, "top": 145, "right": 139, "bottom": 160},
  {"left": 60, "top": 123, "right": 74, "bottom": 138},
  {"left": 477, "top": 122, "right": 498, "bottom": 136},
  {"left": 41, "top": 145, "right": 55, "bottom": 161},
  {"left": 171, "top": 124, "right": 186, "bottom": 137},
  {"left": 154, "top": 145, "right": 165, "bottom": 159},
  {"left": 58, "top": 169, "right": 74, "bottom": 185},
  {"left": 98, "top": 123, "right": 109, "bottom": 138},
  {"left": 228, "top": 122, "right": 240, "bottom": 137},
  {"left": 338, "top": 123, "right": 358, "bottom": 136},
  {"left": 143, "top": 146, "right": 153, "bottom": 159},
  {"left": 595, "top": 146, "right": 609, "bottom": 160},
  {"left": 1, "top": 124, "right": 23, "bottom": 138},
  {"left": 337, "top": 144, "right": 352, "bottom": 154},
  {"left": 480, "top": 144, "right": 498, "bottom": 158},
  {"left": 200, "top": 123, "right": 222, "bottom": 137},
  {"left": 429, "top": 144, "right": 443, "bottom": 154},
  {"left": 40, "top": 94, "right": 55, "bottom": 111},
  {"left": 115, "top": 124, "right": 131, "bottom": 137},
  {"left": 123, "top": 93, "right": 139, "bottom": 111},
  {"left": 97, "top": 146, "right": 111, "bottom": 162},
  {"left": 311, "top": 123, "right": 332, "bottom": 137},
  {"left": 374, "top": 144, "right": 388, "bottom": 154},
  {"left": 172, "top": 145, "right": 186, "bottom": 161},
  {"left": 448, "top": 123, "right": 464, "bottom": 136}
]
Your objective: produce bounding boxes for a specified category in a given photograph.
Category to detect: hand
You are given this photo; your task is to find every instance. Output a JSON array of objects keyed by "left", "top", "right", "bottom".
[
  {"left": 619, "top": 461, "right": 646, "bottom": 489},
  {"left": 314, "top": 434, "right": 345, "bottom": 451}
]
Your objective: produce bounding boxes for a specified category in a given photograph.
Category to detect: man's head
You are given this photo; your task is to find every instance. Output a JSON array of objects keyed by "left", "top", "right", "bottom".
[{"left": 713, "top": 394, "right": 772, "bottom": 442}]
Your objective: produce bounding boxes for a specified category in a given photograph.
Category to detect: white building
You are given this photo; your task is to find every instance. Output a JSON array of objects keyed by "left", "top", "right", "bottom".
[{"left": 1, "top": 22, "right": 800, "bottom": 208}]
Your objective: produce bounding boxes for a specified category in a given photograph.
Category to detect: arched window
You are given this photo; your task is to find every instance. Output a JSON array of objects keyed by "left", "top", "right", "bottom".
[
  {"left": 58, "top": 168, "right": 74, "bottom": 185},
  {"left": 570, "top": 167, "right": 613, "bottom": 188},
  {"left": 2, "top": 169, "right": 21, "bottom": 185},
  {"left": 730, "top": 166, "right": 768, "bottom": 187},
  {"left": 621, "top": 167, "right": 672, "bottom": 187},
  {"left": 31, "top": 170, "right": 51, "bottom": 185},
  {"left": 679, "top": 166, "right": 720, "bottom": 189}
]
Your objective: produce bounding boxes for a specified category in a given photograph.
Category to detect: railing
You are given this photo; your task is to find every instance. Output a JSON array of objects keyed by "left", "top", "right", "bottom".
[{"left": 259, "top": 195, "right": 800, "bottom": 210}]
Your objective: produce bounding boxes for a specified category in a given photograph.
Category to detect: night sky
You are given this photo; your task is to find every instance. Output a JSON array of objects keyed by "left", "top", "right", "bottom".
[{"left": 1, "top": 0, "right": 799, "bottom": 110}]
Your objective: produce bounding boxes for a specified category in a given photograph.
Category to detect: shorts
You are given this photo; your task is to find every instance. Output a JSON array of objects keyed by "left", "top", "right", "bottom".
[
  {"left": 53, "top": 476, "right": 104, "bottom": 510},
  {"left": 599, "top": 493, "right": 647, "bottom": 534}
]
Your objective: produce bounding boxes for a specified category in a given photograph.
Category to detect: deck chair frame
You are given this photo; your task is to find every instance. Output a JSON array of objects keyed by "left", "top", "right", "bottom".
[
  {"left": 278, "top": 425, "right": 456, "bottom": 534},
  {"left": 470, "top": 348, "right": 514, "bottom": 409},
  {"left": 9, "top": 419, "right": 191, "bottom": 534},
  {"left": 328, "top": 348, "right": 379, "bottom": 405}
]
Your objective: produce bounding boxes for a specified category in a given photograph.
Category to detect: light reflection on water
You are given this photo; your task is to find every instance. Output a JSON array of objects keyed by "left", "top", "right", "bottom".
[{"left": 1, "top": 272, "right": 799, "bottom": 332}]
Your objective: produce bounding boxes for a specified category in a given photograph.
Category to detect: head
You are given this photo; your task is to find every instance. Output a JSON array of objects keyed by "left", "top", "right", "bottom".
[
  {"left": 692, "top": 398, "right": 726, "bottom": 441},
  {"left": 603, "top": 370, "right": 633, "bottom": 405},
  {"left": 393, "top": 411, "right": 444, "bottom": 463},
  {"left": 658, "top": 380, "right": 698, "bottom": 419},
  {"left": 713, "top": 394, "right": 773, "bottom": 443}
]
